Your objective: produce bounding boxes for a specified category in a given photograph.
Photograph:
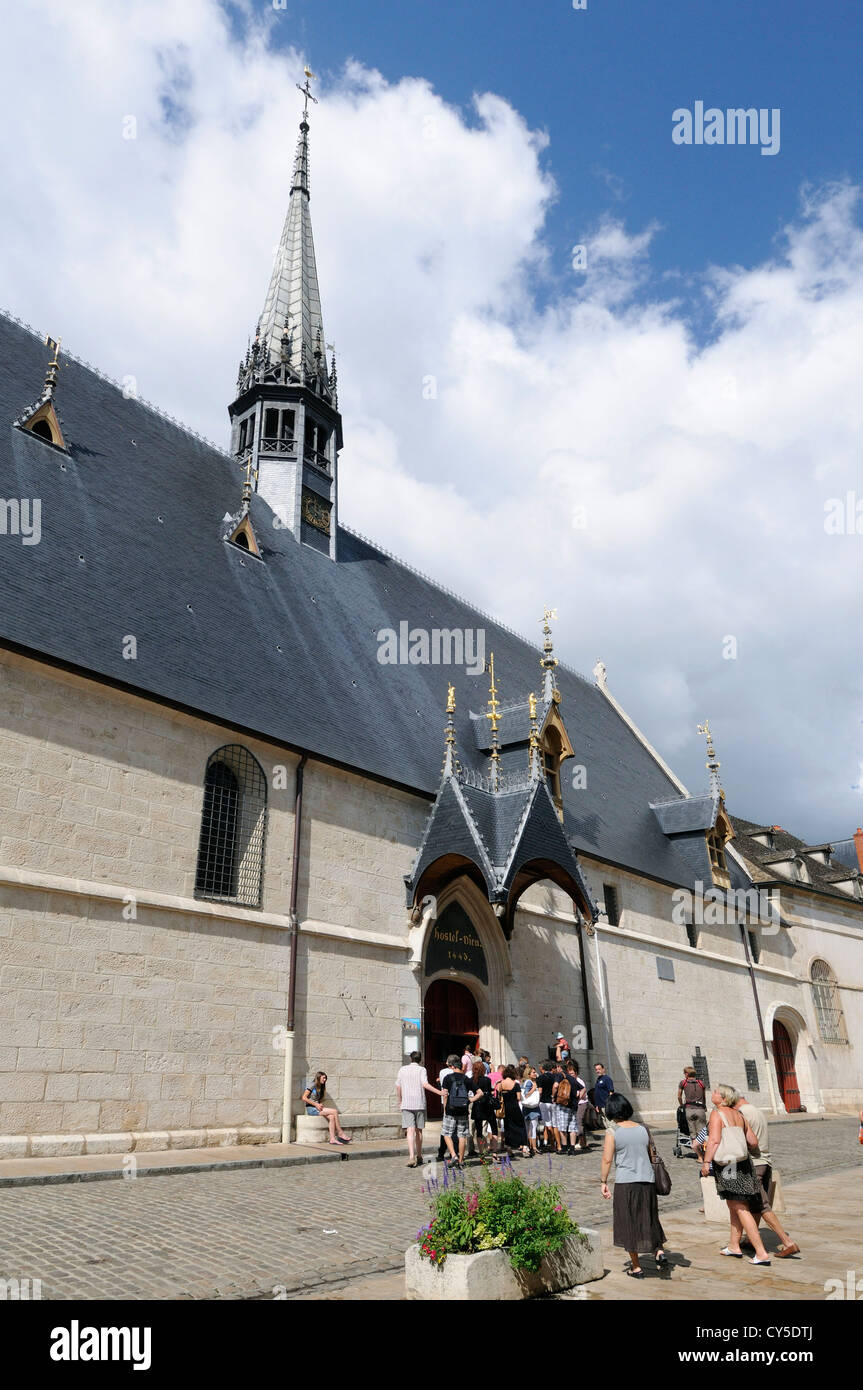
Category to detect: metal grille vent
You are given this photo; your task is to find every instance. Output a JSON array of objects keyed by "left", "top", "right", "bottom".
[
  {"left": 810, "top": 959, "right": 848, "bottom": 1043},
  {"left": 691, "top": 1047, "right": 710, "bottom": 1088},
  {"left": 744, "top": 1058, "right": 760, "bottom": 1090},
  {"left": 194, "top": 745, "right": 267, "bottom": 908},
  {"left": 628, "top": 1053, "right": 651, "bottom": 1090}
]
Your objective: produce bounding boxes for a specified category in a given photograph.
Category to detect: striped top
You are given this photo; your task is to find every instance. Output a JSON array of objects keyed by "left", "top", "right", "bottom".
[{"left": 396, "top": 1062, "right": 429, "bottom": 1111}]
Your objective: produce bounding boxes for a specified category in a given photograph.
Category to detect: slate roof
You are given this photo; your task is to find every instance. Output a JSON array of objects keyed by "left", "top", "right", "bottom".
[
  {"left": 1, "top": 311, "right": 718, "bottom": 890},
  {"left": 650, "top": 793, "right": 719, "bottom": 836},
  {"left": 730, "top": 817, "right": 863, "bottom": 904}
]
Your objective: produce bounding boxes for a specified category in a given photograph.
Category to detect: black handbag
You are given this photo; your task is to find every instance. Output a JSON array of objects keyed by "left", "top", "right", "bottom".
[{"left": 646, "top": 1126, "right": 672, "bottom": 1196}]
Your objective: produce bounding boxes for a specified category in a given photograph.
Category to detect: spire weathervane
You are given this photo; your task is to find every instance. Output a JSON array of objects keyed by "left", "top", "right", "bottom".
[
  {"left": 241, "top": 454, "right": 258, "bottom": 506},
  {"left": 297, "top": 66, "right": 318, "bottom": 120},
  {"left": 697, "top": 719, "right": 724, "bottom": 801},
  {"left": 540, "top": 607, "right": 560, "bottom": 705},
  {"left": 43, "top": 335, "right": 62, "bottom": 398}
]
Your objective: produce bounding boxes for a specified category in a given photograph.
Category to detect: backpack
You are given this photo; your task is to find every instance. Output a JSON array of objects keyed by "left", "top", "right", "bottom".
[
  {"left": 447, "top": 1072, "right": 470, "bottom": 1113},
  {"left": 682, "top": 1077, "right": 705, "bottom": 1105},
  {"left": 556, "top": 1076, "right": 572, "bottom": 1107}
]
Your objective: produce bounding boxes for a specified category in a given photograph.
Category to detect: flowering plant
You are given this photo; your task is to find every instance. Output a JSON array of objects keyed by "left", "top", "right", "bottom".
[{"left": 417, "top": 1162, "right": 582, "bottom": 1271}]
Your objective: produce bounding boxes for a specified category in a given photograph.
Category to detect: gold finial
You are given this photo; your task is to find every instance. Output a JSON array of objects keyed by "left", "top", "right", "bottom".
[
  {"left": 43, "top": 335, "right": 61, "bottom": 397},
  {"left": 528, "top": 691, "right": 542, "bottom": 780},
  {"left": 485, "top": 652, "right": 501, "bottom": 734},
  {"left": 485, "top": 653, "right": 502, "bottom": 789},
  {"left": 241, "top": 455, "right": 258, "bottom": 506},
  {"left": 443, "top": 683, "right": 458, "bottom": 777}
]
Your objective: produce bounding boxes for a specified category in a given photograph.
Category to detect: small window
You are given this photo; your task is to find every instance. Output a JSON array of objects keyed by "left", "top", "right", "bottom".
[
  {"left": 810, "top": 959, "right": 848, "bottom": 1044},
  {"left": 747, "top": 929, "right": 760, "bottom": 964},
  {"left": 691, "top": 1047, "right": 710, "bottom": 1088},
  {"left": 628, "top": 1053, "right": 651, "bottom": 1090},
  {"left": 744, "top": 1059, "right": 760, "bottom": 1091},
  {"left": 685, "top": 922, "right": 698, "bottom": 950},
  {"left": 194, "top": 745, "right": 267, "bottom": 908},
  {"left": 603, "top": 884, "right": 620, "bottom": 927}
]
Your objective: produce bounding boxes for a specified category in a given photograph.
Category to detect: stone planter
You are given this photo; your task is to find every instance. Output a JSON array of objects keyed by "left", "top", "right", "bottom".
[{"left": 405, "top": 1229, "right": 604, "bottom": 1300}]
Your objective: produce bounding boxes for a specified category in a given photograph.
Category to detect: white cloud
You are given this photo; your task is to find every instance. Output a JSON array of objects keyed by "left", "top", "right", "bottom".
[{"left": 1, "top": 0, "right": 861, "bottom": 838}]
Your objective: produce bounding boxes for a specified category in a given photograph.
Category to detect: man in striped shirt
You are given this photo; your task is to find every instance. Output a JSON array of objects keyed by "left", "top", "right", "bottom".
[{"left": 396, "top": 1052, "right": 442, "bottom": 1168}]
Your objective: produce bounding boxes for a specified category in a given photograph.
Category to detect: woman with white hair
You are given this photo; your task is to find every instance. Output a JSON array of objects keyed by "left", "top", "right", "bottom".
[{"left": 701, "top": 1083, "right": 770, "bottom": 1264}]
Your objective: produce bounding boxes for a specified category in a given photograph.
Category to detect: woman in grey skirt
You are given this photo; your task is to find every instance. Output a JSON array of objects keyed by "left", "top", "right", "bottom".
[{"left": 600, "top": 1093, "right": 667, "bottom": 1277}]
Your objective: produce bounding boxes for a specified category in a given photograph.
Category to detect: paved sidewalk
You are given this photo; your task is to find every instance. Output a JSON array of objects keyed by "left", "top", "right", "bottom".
[
  {"left": 0, "top": 1138, "right": 405, "bottom": 1188},
  {"left": 301, "top": 1165, "right": 863, "bottom": 1301},
  {"left": 0, "top": 1116, "right": 858, "bottom": 1300}
]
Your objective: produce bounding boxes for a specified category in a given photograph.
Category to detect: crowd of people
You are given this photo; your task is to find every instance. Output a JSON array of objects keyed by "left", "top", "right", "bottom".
[{"left": 394, "top": 1041, "right": 616, "bottom": 1170}]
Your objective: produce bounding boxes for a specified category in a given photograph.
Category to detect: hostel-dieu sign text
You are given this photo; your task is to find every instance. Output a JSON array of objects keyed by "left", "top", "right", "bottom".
[{"left": 425, "top": 903, "right": 488, "bottom": 984}]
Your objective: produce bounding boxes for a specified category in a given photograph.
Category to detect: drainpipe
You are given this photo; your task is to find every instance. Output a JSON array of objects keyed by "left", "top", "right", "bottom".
[
  {"left": 739, "top": 919, "right": 780, "bottom": 1116},
  {"left": 574, "top": 908, "right": 594, "bottom": 1051},
  {"left": 591, "top": 920, "right": 612, "bottom": 1065},
  {"left": 281, "top": 753, "right": 308, "bottom": 1145}
]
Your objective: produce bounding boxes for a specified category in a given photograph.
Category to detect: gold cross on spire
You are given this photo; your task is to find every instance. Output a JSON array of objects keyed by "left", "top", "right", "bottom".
[{"left": 297, "top": 65, "right": 318, "bottom": 119}]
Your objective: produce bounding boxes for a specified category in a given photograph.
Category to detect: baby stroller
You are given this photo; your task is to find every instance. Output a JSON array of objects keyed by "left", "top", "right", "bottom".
[{"left": 672, "top": 1104, "right": 694, "bottom": 1158}]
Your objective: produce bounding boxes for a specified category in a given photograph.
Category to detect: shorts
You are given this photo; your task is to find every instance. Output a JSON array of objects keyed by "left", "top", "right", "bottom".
[
  {"left": 556, "top": 1105, "right": 578, "bottom": 1133},
  {"left": 755, "top": 1162, "right": 773, "bottom": 1213},
  {"left": 402, "top": 1109, "right": 426, "bottom": 1130},
  {"left": 540, "top": 1102, "right": 556, "bottom": 1128},
  {"left": 306, "top": 1104, "right": 325, "bottom": 1116},
  {"left": 524, "top": 1108, "right": 541, "bottom": 1138},
  {"left": 442, "top": 1112, "right": 470, "bottom": 1139}
]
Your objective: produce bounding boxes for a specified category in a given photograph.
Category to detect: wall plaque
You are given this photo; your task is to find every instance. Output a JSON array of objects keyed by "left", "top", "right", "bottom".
[{"left": 425, "top": 903, "right": 488, "bottom": 985}]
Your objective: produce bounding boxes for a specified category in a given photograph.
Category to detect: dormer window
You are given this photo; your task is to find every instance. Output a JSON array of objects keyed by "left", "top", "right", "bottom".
[
  {"left": 542, "top": 727, "right": 563, "bottom": 817},
  {"left": 752, "top": 830, "right": 775, "bottom": 850},
  {"left": 18, "top": 398, "right": 66, "bottom": 451},
  {"left": 706, "top": 806, "right": 733, "bottom": 889}
]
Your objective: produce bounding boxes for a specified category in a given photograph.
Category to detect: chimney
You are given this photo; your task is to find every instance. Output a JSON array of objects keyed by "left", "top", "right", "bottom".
[{"left": 854, "top": 827, "right": 863, "bottom": 872}]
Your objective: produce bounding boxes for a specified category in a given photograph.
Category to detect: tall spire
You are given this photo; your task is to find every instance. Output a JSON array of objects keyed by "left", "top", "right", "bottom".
[{"left": 256, "top": 67, "right": 327, "bottom": 382}]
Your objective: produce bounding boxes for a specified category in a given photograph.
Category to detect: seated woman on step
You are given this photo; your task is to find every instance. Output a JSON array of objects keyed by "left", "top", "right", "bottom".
[{"left": 302, "top": 1071, "right": 352, "bottom": 1146}]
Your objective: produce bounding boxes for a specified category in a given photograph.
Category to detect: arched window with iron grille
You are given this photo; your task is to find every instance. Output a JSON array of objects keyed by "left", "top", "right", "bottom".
[
  {"left": 194, "top": 745, "right": 267, "bottom": 908},
  {"left": 810, "top": 959, "right": 848, "bottom": 1043}
]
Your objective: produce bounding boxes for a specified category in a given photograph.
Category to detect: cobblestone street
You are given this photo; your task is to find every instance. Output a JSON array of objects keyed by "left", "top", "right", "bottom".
[{"left": 0, "top": 1117, "right": 860, "bottom": 1300}]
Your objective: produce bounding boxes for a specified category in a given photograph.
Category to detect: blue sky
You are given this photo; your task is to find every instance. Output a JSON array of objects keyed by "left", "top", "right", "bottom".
[{"left": 252, "top": 0, "right": 863, "bottom": 311}]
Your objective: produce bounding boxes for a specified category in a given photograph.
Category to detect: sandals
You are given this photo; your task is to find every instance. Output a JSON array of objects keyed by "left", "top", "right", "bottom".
[
  {"left": 720, "top": 1247, "right": 743, "bottom": 1258},
  {"left": 337, "top": 1135, "right": 352, "bottom": 1144},
  {"left": 749, "top": 1257, "right": 771, "bottom": 1266},
  {"left": 625, "top": 1268, "right": 644, "bottom": 1278}
]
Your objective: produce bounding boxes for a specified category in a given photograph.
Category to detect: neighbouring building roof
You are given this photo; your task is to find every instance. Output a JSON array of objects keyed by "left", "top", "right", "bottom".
[{"left": 731, "top": 816, "right": 863, "bottom": 904}]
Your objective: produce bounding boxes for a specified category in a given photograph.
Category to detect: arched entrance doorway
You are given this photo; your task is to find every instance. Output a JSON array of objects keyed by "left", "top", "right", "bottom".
[
  {"left": 424, "top": 979, "right": 479, "bottom": 1119},
  {"left": 773, "top": 1019, "right": 802, "bottom": 1112}
]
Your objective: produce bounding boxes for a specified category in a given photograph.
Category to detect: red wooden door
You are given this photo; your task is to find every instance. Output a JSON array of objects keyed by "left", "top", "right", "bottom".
[
  {"left": 423, "top": 980, "right": 479, "bottom": 1120},
  {"left": 773, "top": 1020, "right": 801, "bottom": 1112}
]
